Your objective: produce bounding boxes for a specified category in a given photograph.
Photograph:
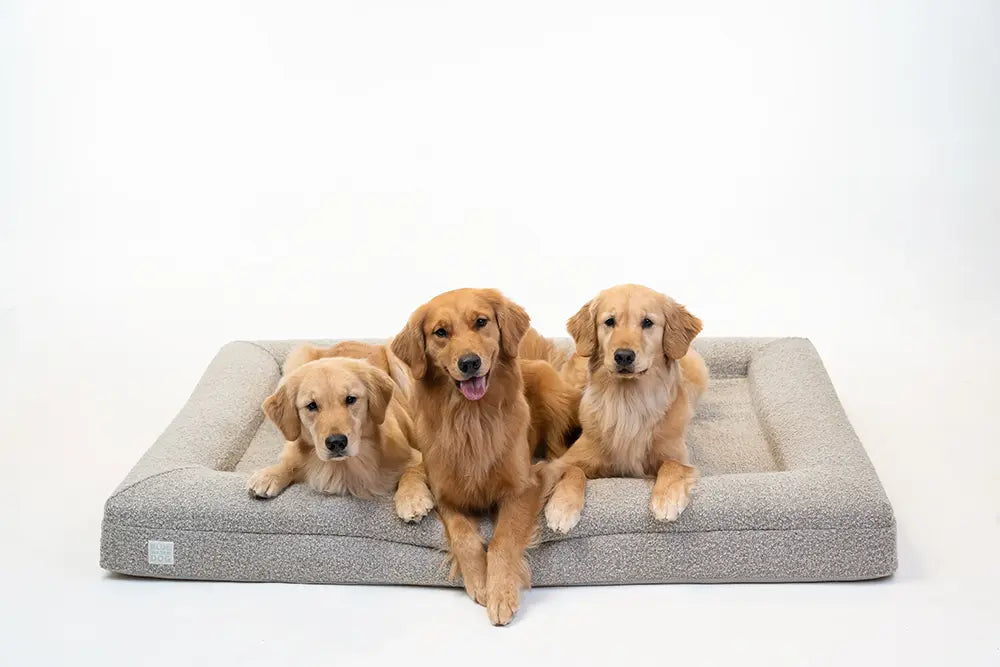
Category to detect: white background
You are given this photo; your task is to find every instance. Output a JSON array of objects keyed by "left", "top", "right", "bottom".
[{"left": 2, "top": 1, "right": 998, "bottom": 664}]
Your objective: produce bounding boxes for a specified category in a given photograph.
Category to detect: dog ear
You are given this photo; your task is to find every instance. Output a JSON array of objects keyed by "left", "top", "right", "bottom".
[
  {"left": 662, "top": 300, "right": 703, "bottom": 360},
  {"left": 485, "top": 290, "right": 531, "bottom": 359},
  {"left": 566, "top": 300, "right": 597, "bottom": 357},
  {"left": 262, "top": 379, "right": 301, "bottom": 441},
  {"left": 360, "top": 365, "right": 395, "bottom": 426},
  {"left": 390, "top": 307, "right": 427, "bottom": 379}
]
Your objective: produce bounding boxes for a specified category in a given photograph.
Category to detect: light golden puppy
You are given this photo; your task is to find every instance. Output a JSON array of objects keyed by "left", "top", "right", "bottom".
[
  {"left": 248, "top": 345, "right": 433, "bottom": 523},
  {"left": 543, "top": 284, "right": 708, "bottom": 533}
]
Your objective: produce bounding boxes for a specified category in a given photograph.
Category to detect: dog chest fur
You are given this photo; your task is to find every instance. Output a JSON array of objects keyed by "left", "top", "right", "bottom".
[
  {"left": 581, "top": 361, "right": 680, "bottom": 477},
  {"left": 416, "top": 379, "right": 531, "bottom": 511}
]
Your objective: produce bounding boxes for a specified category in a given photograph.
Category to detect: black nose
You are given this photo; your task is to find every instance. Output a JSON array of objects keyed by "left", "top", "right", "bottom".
[
  {"left": 457, "top": 354, "right": 482, "bottom": 376},
  {"left": 325, "top": 434, "right": 348, "bottom": 453},
  {"left": 614, "top": 349, "right": 636, "bottom": 367}
]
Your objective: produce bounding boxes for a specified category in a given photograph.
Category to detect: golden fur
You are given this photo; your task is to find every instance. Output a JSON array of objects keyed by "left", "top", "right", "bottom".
[
  {"left": 248, "top": 341, "right": 433, "bottom": 523},
  {"left": 517, "top": 327, "right": 565, "bottom": 367},
  {"left": 515, "top": 328, "right": 582, "bottom": 458},
  {"left": 543, "top": 284, "right": 709, "bottom": 533},
  {"left": 391, "top": 288, "right": 554, "bottom": 626},
  {"left": 284, "top": 340, "right": 413, "bottom": 401},
  {"left": 520, "top": 358, "right": 580, "bottom": 459}
]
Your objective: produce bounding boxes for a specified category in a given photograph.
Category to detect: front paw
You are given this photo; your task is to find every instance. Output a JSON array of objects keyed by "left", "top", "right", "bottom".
[
  {"left": 394, "top": 484, "right": 435, "bottom": 523},
  {"left": 650, "top": 480, "right": 693, "bottom": 522},
  {"left": 545, "top": 488, "right": 583, "bottom": 534},
  {"left": 247, "top": 468, "right": 290, "bottom": 499},
  {"left": 461, "top": 565, "right": 488, "bottom": 606},
  {"left": 486, "top": 572, "right": 521, "bottom": 626}
]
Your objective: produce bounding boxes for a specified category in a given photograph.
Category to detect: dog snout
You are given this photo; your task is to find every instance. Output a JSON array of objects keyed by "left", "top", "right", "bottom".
[
  {"left": 325, "top": 433, "right": 348, "bottom": 455},
  {"left": 457, "top": 353, "right": 482, "bottom": 377},
  {"left": 613, "top": 348, "right": 636, "bottom": 369}
]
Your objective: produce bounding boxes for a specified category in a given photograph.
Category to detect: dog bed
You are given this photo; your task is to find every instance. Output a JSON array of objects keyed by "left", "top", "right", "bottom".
[{"left": 100, "top": 338, "right": 896, "bottom": 585}]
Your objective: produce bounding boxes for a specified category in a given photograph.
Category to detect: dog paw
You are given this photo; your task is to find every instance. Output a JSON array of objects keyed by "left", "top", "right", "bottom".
[
  {"left": 544, "top": 492, "right": 583, "bottom": 534},
  {"left": 463, "top": 570, "right": 488, "bottom": 607},
  {"left": 486, "top": 578, "right": 520, "bottom": 626},
  {"left": 394, "top": 485, "right": 435, "bottom": 523},
  {"left": 247, "top": 468, "right": 289, "bottom": 499},
  {"left": 650, "top": 482, "right": 692, "bottom": 522},
  {"left": 447, "top": 546, "right": 488, "bottom": 606}
]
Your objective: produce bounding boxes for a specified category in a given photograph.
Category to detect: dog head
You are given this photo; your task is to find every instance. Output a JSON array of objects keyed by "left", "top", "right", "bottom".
[
  {"left": 262, "top": 357, "right": 395, "bottom": 461},
  {"left": 567, "top": 284, "right": 702, "bottom": 378},
  {"left": 391, "top": 288, "right": 530, "bottom": 401}
]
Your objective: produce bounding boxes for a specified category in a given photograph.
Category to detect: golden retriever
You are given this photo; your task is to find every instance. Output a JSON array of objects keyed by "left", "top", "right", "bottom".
[
  {"left": 391, "top": 288, "right": 552, "bottom": 626},
  {"left": 543, "top": 284, "right": 708, "bottom": 532},
  {"left": 248, "top": 341, "right": 434, "bottom": 523}
]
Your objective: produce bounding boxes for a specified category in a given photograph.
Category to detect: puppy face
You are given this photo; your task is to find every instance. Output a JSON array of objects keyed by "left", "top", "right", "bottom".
[
  {"left": 262, "top": 357, "right": 394, "bottom": 460},
  {"left": 391, "top": 288, "right": 529, "bottom": 401},
  {"left": 567, "top": 284, "right": 702, "bottom": 378}
]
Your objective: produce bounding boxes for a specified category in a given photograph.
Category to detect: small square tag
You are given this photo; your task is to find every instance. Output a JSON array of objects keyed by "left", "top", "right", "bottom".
[{"left": 147, "top": 540, "right": 175, "bottom": 565}]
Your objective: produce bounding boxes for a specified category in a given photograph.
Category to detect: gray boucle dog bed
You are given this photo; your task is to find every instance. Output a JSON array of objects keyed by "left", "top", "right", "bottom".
[{"left": 100, "top": 337, "right": 897, "bottom": 585}]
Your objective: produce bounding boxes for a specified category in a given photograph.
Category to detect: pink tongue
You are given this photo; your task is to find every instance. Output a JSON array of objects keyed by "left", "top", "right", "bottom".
[{"left": 459, "top": 375, "right": 488, "bottom": 400}]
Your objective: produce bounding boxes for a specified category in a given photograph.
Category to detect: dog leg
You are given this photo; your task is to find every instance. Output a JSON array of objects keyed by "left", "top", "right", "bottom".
[
  {"left": 486, "top": 480, "right": 544, "bottom": 626},
  {"left": 542, "top": 437, "right": 600, "bottom": 533},
  {"left": 247, "top": 463, "right": 296, "bottom": 499},
  {"left": 544, "top": 465, "right": 587, "bottom": 533},
  {"left": 438, "top": 504, "right": 488, "bottom": 606},
  {"left": 543, "top": 428, "right": 569, "bottom": 460},
  {"left": 247, "top": 441, "right": 303, "bottom": 498},
  {"left": 650, "top": 459, "right": 698, "bottom": 522},
  {"left": 394, "top": 451, "right": 434, "bottom": 523}
]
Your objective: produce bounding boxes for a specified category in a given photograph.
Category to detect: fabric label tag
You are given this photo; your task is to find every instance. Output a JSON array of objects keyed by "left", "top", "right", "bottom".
[{"left": 147, "top": 540, "right": 174, "bottom": 565}]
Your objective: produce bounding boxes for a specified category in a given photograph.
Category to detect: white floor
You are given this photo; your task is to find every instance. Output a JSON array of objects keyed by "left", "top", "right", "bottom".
[{"left": 3, "top": 1, "right": 999, "bottom": 664}]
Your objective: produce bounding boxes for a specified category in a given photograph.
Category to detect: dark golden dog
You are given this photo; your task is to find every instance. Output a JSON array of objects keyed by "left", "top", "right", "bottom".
[{"left": 392, "top": 288, "right": 557, "bottom": 625}]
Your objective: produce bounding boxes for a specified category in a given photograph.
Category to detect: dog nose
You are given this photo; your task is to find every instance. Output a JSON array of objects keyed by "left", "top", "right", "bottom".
[
  {"left": 457, "top": 354, "right": 482, "bottom": 376},
  {"left": 614, "top": 349, "right": 636, "bottom": 367},
  {"left": 325, "top": 434, "right": 348, "bottom": 454}
]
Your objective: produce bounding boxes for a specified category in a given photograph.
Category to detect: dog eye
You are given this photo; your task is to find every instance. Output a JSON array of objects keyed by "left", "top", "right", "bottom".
[
  {"left": 345, "top": 395, "right": 357, "bottom": 406},
  {"left": 641, "top": 317, "right": 654, "bottom": 329},
  {"left": 433, "top": 327, "right": 448, "bottom": 338},
  {"left": 475, "top": 317, "right": 488, "bottom": 329},
  {"left": 604, "top": 317, "right": 616, "bottom": 327},
  {"left": 305, "top": 401, "right": 318, "bottom": 412}
]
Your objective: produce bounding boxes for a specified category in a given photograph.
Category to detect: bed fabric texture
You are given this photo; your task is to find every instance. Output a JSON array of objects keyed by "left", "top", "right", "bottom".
[{"left": 100, "top": 337, "right": 897, "bottom": 586}]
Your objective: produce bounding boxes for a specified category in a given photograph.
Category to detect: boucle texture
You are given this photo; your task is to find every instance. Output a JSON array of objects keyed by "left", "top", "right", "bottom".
[{"left": 100, "top": 338, "right": 896, "bottom": 585}]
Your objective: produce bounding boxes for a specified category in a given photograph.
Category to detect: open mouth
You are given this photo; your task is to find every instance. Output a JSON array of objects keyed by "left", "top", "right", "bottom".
[
  {"left": 456, "top": 371, "right": 490, "bottom": 400},
  {"left": 616, "top": 367, "right": 648, "bottom": 377}
]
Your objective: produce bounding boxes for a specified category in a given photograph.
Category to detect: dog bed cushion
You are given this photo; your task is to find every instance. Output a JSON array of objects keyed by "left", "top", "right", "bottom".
[{"left": 100, "top": 338, "right": 897, "bottom": 585}]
